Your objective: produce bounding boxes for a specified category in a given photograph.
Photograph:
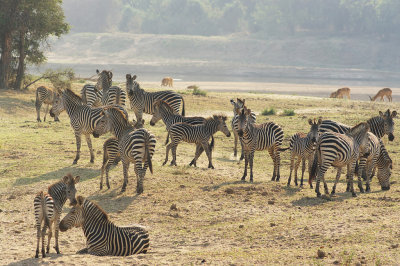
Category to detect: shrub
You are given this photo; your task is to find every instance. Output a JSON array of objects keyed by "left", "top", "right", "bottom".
[
  {"left": 261, "top": 107, "right": 276, "bottom": 115},
  {"left": 282, "top": 109, "right": 295, "bottom": 116},
  {"left": 192, "top": 87, "right": 207, "bottom": 96}
]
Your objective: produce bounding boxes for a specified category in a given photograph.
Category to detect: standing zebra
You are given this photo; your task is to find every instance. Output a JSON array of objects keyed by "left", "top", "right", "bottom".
[
  {"left": 35, "top": 86, "right": 60, "bottom": 122},
  {"left": 34, "top": 174, "right": 80, "bottom": 258},
  {"left": 287, "top": 118, "right": 321, "bottom": 187},
  {"left": 236, "top": 107, "right": 286, "bottom": 182},
  {"left": 150, "top": 99, "right": 206, "bottom": 144},
  {"left": 60, "top": 196, "right": 149, "bottom": 256},
  {"left": 230, "top": 98, "right": 256, "bottom": 159},
  {"left": 49, "top": 89, "right": 106, "bottom": 164},
  {"left": 163, "top": 115, "right": 231, "bottom": 168},
  {"left": 319, "top": 109, "right": 397, "bottom": 141},
  {"left": 100, "top": 137, "right": 121, "bottom": 190},
  {"left": 310, "top": 123, "right": 370, "bottom": 197},
  {"left": 93, "top": 106, "right": 156, "bottom": 194},
  {"left": 126, "top": 74, "right": 185, "bottom": 127}
]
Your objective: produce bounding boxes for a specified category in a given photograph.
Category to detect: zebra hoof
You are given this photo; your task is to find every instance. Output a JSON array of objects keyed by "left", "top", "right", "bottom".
[
  {"left": 100, "top": 184, "right": 103, "bottom": 190},
  {"left": 316, "top": 192, "right": 321, "bottom": 197},
  {"left": 90, "top": 159, "right": 94, "bottom": 163},
  {"left": 137, "top": 188, "right": 143, "bottom": 194},
  {"left": 73, "top": 160, "right": 78, "bottom": 165},
  {"left": 106, "top": 183, "right": 110, "bottom": 189},
  {"left": 121, "top": 187, "right": 126, "bottom": 193},
  {"left": 37, "top": 119, "right": 41, "bottom": 122},
  {"left": 55, "top": 247, "right": 60, "bottom": 254},
  {"left": 162, "top": 161, "right": 167, "bottom": 166},
  {"left": 352, "top": 192, "right": 357, "bottom": 197},
  {"left": 330, "top": 190, "right": 335, "bottom": 195}
]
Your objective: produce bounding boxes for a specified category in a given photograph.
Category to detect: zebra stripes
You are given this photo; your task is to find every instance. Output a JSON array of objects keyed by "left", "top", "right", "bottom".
[
  {"left": 126, "top": 74, "right": 185, "bottom": 126},
  {"left": 49, "top": 89, "right": 106, "bottom": 164},
  {"left": 35, "top": 86, "right": 60, "bottom": 122},
  {"left": 163, "top": 115, "right": 231, "bottom": 168},
  {"left": 100, "top": 137, "right": 121, "bottom": 190},
  {"left": 236, "top": 107, "right": 285, "bottom": 182},
  {"left": 230, "top": 98, "right": 256, "bottom": 159},
  {"left": 93, "top": 106, "right": 156, "bottom": 194},
  {"left": 81, "top": 84, "right": 102, "bottom": 107},
  {"left": 287, "top": 118, "right": 321, "bottom": 187},
  {"left": 33, "top": 174, "right": 80, "bottom": 258},
  {"left": 311, "top": 123, "right": 370, "bottom": 197},
  {"left": 59, "top": 196, "right": 149, "bottom": 256}
]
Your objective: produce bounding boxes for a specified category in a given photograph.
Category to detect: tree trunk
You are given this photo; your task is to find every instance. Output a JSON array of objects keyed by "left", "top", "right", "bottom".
[
  {"left": 0, "top": 30, "right": 12, "bottom": 90},
  {"left": 15, "top": 30, "right": 26, "bottom": 90}
]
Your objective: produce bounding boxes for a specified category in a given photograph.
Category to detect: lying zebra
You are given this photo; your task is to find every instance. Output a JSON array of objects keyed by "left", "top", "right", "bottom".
[
  {"left": 163, "top": 114, "right": 231, "bottom": 168},
  {"left": 35, "top": 86, "right": 60, "bottom": 122},
  {"left": 34, "top": 174, "right": 80, "bottom": 258},
  {"left": 60, "top": 196, "right": 149, "bottom": 256}
]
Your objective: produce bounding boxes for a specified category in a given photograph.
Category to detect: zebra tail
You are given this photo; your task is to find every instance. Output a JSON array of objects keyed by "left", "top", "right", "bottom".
[
  {"left": 41, "top": 193, "right": 50, "bottom": 228},
  {"left": 35, "top": 89, "right": 40, "bottom": 108},
  {"left": 145, "top": 140, "right": 153, "bottom": 174},
  {"left": 116, "top": 87, "right": 121, "bottom": 105},
  {"left": 278, "top": 147, "right": 290, "bottom": 152},
  {"left": 309, "top": 152, "right": 318, "bottom": 182},
  {"left": 181, "top": 97, "right": 185, "bottom": 116},
  {"left": 210, "top": 136, "right": 215, "bottom": 151},
  {"left": 354, "top": 160, "right": 359, "bottom": 176}
]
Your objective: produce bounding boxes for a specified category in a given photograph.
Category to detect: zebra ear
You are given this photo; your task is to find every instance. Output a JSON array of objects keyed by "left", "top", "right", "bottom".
[
  {"left": 108, "top": 71, "right": 113, "bottom": 79},
  {"left": 96, "top": 69, "right": 100, "bottom": 74},
  {"left": 379, "top": 111, "right": 384, "bottom": 117},
  {"left": 391, "top": 111, "right": 397, "bottom": 118},
  {"left": 132, "top": 75, "right": 137, "bottom": 80},
  {"left": 308, "top": 118, "right": 312, "bottom": 125},
  {"left": 126, "top": 74, "right": 131, "bottom": 80},
  {"left": 77, "top": 196, "right": 84, "bottom": 206},
  {"left": 62, "top": 175, "right": 69, "bottom": 183},
  {"left": 74, "top": 176, "right": 80, "bottom": 184},
  {"left": 317, "top": 118, "right": 323, "bottom": 125}
]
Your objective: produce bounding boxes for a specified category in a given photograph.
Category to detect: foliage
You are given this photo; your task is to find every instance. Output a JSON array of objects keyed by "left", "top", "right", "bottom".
[
  {"left": 45, "top": 68, "right": 75, "bottom": 89},
  {"left": 192, "top": 86, "right": 207, "bottom": 96},
  {"left": 282, "top": 109, "right": 295, "bottom": 116},
  {"left": 261, "top": 107, "right": 276, "bottom": 116}
]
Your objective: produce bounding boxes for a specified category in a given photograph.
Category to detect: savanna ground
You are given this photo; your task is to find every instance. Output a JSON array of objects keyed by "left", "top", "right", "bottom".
[{"left": 0, "top": 80, "right": 399, "bottom": 265}]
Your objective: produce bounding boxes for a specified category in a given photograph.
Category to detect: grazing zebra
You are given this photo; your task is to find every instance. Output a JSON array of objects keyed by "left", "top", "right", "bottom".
[
  {"left": 35, "top": 86, "right": 60, "bottom": 122},
  {"left": 310, "top": 123, "right": 370, "bottom": 197},
  {"left": 150, "top": 99, "right": 206, "bottom": 145},
  {"left": 34, "top": 174, "right": 80, "bottom": 258},
  {"left": 319, "top": 109, "right": 397, "bottom": 141},
  {"left": 230, "top": 98, "right": 256, "bottom": 159},
  {"left": 163, "top": 114, "right": 231, "bottom": 169},
  {"left": 93, "top": 106, "right": 156, "bottom": 194},
  {"left": 126, "top": 74, "right": 185, "bottom": 127},
  {"left": 374, "top": 140, "right": 392, "bottom": 190},
  {"left": 49, "top": 88, "right": 106, "bottom": 164},
  {"left": 287, "top": 118, "right": 321, "bottom": 187},
  {"left": 236, "top": 107, "right": 286, "bottom": 182},
  {"left": 59, "top": 196, "right": 149, "bottom": 256}
]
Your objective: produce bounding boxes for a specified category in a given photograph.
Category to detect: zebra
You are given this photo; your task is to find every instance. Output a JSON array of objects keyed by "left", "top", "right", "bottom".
[
  {"left": 230, "top": 98, "right": 256, "bottom": 159},
  {"left": 100, "top": 137, "right": 120, "bottom": 190},
  {"left": 310, "top": 123, "right": 370, "bottom": 197},
  {"left": 93, "top": 106, "right": 156, "bottom": 194},
  {"left": 126, "top": 74, "right": 185, "bottom": 127},
  {"left": 150, "top": 99, "right": 206, "bottom": 145},
  {"left": 59, "top": 196, "right": 149, "bottom": 256},
  {"left": 35, "top": 86, "right": 60, "bottom": 122},
  {"left": 81, "top": 84, "right": 102, "bottom": 107},
  {"left": 163, "top": 114, "right": 231, "bottom": 169},
  {"left": 287, "top": 118, "right": 321, "bottom": 187},
  {"left": 236, "top": 107, "right": 286, "bottom": 182},
  {"left": 49, "top": 88, "right": 106, "bottom": 164},
  {"left": 319, "top": 109, "right": 397, "bottom": 141},
  {"left": 34, "top": 173, "right": 80, "bottom": 258}
]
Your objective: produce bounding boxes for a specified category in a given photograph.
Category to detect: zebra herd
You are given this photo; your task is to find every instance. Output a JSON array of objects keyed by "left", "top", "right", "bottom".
[{"left": 33, "top": 69, "right": 396, "bottom": 257}]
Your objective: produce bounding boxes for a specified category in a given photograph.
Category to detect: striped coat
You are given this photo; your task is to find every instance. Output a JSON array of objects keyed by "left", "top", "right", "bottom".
[{"left": 35, "top": 86, "right": 60, "bottom": 122}]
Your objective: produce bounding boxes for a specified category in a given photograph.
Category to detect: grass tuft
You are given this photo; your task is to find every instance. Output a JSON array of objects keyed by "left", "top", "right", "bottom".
[
  {"left": 261, "top": 107, "right": 276, "bottom": 116},
  {"left": 192, "top": 87, "right": 207, "bottom": 96},
  {"left": 282, "top": 109, "right": 295, "bottom": 116}
]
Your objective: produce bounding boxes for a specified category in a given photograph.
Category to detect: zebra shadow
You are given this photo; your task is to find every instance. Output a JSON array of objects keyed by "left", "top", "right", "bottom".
[
  {"left": 6, "top": 253, "right": 65, "bottom": 266},
  {"left": 202, "top": 180, "right": 262, "bottom": 191},
  {"left": 291, "top": 192, "right": 356, "bottom": 207},
  {"left": 84, "top": 188, "right": 139, "bottom": 214},
  {"left": 13, "top": 166, "right": 100, "bottom": 186},
  {"left": 0, "top": 95, "right": 33, "bottom": 115}
]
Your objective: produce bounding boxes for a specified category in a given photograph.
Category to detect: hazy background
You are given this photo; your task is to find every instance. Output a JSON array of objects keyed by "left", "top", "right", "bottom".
[{"left": 35, "top": 0, "right": 400, "bottom": 85}]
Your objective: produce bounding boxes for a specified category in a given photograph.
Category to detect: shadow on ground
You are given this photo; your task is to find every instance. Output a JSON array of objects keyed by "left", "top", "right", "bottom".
[
  {"left": 6, "top": 253, "right": 65, "bottom": 266},
  {"left": 0, "top": 96, "right": 33, "bottom": 114}
]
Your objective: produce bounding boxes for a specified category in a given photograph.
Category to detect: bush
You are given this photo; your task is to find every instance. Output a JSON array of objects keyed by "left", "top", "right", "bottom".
[
  {"left": 261, "top": 107, "right": 276, "bottom": 115},
  {"left": 192, "top": 87, "right": 207, "bottom": 96},
  {"left": 282, "top": 109, "right": 295, "bottom": 116}
]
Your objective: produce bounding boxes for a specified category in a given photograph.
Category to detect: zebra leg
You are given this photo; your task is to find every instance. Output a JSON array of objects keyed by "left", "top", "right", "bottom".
[
  {"left": 204, "top": 143, "right": 214, "bottom": 169},
  {"left": 241, "top": 154, "right": 248, "bottom": 181},
  {"left": 239, "top": 139, "right": 245, "bottom": 162},
  {"left": 249, "top": 152, "right": 254, "bottom": 182},
  {"left": 275, "top": 149, "right": 281, "bottom": 181},
  {"left": 105, "top": 163, "right": 112, "bottom": 189},
  {"left": 85, "top": 135, "right": 95, "bottom": 163},
  {"left": 268, "top": 148, "right": 276, "bottom": 181},
  {"left": 73, "top": 133, "right": 81, "bottom": 164},
  {"left": 135, "top": 165, "right": 144, "bottom": 194},
  {"left": 300, "top": 158, "right": 306, "bottom": 187},
  {"left": 36, "top": 98, "right": 42, "bottom": 122},
  {"left": 35, "top": 222, "right": 41, "bottom": 258},
  {"left": 294, "top": 156, "right": 302, "bottom": 186},
  {"left": 164, "top": 132, "right": 170, "bottom": 145},
  {"left": 163, "top": 143, "right": 171, "bottom": 166},
  {"left": 315, "top": 166, "right": 329, "bottom": 197},
  {"left": 43, "top": 104, "right": 49, "bottom": 122},
  {"left": 307, "top": 156, "right": 314, "bottom": 189},
  {"left": 190, "top": 144, "right": 203, "bottom": 167},
  {"left": 54, "top": 216, "right": 60, "bottom": 254},
  {"left": 171, "top": 144, "right": 178, "bottom": 166},
  {"left": 331, "top": 168, "right": 342, "bottom": 195},
  {"left": 347, "top": 163, "right": 357, "bottom": 197},
  {"left": 287, "top": 154, "right": 295, "bottom": 186},
  {"left": 121, "top": 160, "right": 130, "bottom": 192},
  {"left": 46, "top": 223, "right": 52, "bottom": 254},
  {"left": 41, "top": 225, "right": 47, "bottom": 257},
  {"left": 233, "top": 131, "right": 238, "bottom": 157}
]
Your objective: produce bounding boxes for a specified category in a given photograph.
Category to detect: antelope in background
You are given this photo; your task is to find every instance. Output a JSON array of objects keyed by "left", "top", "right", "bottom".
[
  {"left": 161, "top": 77, "right": 173, "bottom": 87},
  {"left": 330, "top": 87, "right": 351, "bottom": 99},
  {"left": 369, "top": 88, "right": 392, "bottom": 102}
]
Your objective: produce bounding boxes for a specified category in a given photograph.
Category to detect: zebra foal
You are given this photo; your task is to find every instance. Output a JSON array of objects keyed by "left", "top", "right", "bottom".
[
  {"left": 93, "top": 106, "right": 156, "bottom": 194},
  {"left": 34, "top": 173, "right": 80, "bottom": 258},
  {"left": 126, "top": 74, "right": 185, "bottom": 127},
  {"left": 35, "top": 86, "right": 60, "bottom": 122},
  {"left": 287, "top": 118, "right": 321, "bottom": 187},
  {"left": 236, "top": 107, "right": 286, "bottom": 182},
  {"left": 311, "top": 123, "right": 370, "bottom": 197},
  {"left": 163, "top": 115, "right": 231, "bottom": 168},
  {"left": 60, "top": 196, "right": 149, "bottom": 256}
]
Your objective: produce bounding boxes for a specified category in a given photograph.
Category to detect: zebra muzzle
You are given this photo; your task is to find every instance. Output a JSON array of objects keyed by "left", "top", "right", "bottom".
[
  {"left": 238, "top": 130, "right": 243, "bottom": 137},
  {"left": 93, "top": 132, "right": 100, "bottom": 138},
  {"left": 382, "top": 186, "right": 390, "bottom": 191},
  {"left": 59, "top": 221, "right": 68, "bottom": 232},
  {"left": 388, "top": 133, "right": 394, "bottom": 141},
  {"left": 49, "top": 110, "right": 55, "bottom": 117}
]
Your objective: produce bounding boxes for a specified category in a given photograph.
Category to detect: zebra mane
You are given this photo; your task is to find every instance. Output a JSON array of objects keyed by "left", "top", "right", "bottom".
[
  {"left": 210, "top": 114, "right": 228, "bottom": 122},
  {"left": 80, "top": 196, "right": 109, "bottom": 221},
  {"left": 63, "top": 88, "right": 84, "bottom": 104},
  {"left": 348, "top": 122, "right": 369, "bottom": 137},
  {"left": 105, "top": 106, "right": 130, "bottom": 127},
  {"left": 156, "top": 99, "right": 177, "bottom": 114}
]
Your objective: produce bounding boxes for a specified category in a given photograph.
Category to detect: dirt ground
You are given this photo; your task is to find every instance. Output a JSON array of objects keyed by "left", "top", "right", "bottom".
[{"left": 0, "top": 81, "right": 399, "bottom": 265}]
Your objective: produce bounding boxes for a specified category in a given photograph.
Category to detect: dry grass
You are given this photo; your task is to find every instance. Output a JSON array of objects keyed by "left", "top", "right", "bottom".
[{"left": 0, "top": 81, "right": 399, "bottom": 265}]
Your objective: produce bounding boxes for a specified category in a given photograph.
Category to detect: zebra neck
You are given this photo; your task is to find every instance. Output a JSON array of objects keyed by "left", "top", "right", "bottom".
[
  {"left": 205, "top": 119, "right": 219, "bottom": 136},
  {"left": 111, "top": 119, "right": 132, "bottom": 140},
  {"left": 82, "top": 203, "right": 112, "bottom": 240},
  {"left": 161, "top": 108, "right": 176, "bottom": 127},
  {"left": 304, "top": 135, "right": 314, "bottom": 150},
  {"left": 48, "top": 182, "right": 67, "bottom": 208},
  {"left": 367, "top": 117, "right": 384, "bottom": 138},
  {"left": 242, "top": 122, "right": 254, "bottom": 139}
]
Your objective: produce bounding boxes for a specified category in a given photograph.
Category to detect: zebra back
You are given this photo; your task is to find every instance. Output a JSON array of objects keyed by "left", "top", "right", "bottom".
[{"left": 81, "top": 84, "right": 102, "bottom": 107}]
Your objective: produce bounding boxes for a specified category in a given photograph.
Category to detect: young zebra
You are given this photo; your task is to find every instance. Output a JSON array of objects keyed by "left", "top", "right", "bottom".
[
  {"left": 34, "top": 174, "right": 80, "bottom": 258},
  {"left": 230, "top": 98, "right": 256, "bottom": 159},
  {"left": 35, "top": 86, "right": 60, "bottom": 122},
  {"left": 163, "top": 115, "right": 231, "bottom": 168},
  {"left": 59, "top": 196, "right": 149, "bottom": 256},
  {"left": 236, "top": 107, "right": 286, "bottom": 182},
  {"left": 319, "top": 109, "right": 397, "bottom": 141},
  {"left": 287, "top": 118, "right": 321, "bottom": 187},
  {"left": 126, "top": 74, "right": 185, "bottom": 127},
  {"left": 93, "top": 106, "right": 156, "bottom": 194},
  {"left": 150, "top": 99, "right": 206, "bottom": 144},
  {"left": 310, "top": 123, "right": 370, "bottom": 197},
  {"left": 49, "top": 88, "right": 106, "bottom": 164}
]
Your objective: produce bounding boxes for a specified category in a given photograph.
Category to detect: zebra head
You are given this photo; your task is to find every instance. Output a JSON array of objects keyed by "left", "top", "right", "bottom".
[
  {"left": 214, "top": 114, "right": 231, "bottom": 137},
  {"left": 230, "top": 98, "right": 245, "bottom": 114},
  {"left": 150, "top": 100, "right": 177, "bottom": 126},
  {"left": 59, "top": 196, "right": 85, "bottom": 232},
  {"left": 378, "top": 159, "right": 392, "bottom": 191},
  {"left": 308, "top": 118, "right": 322, "bottom": 143},
  {"left": 96, "top": 69, "right": 113, "bottom": 91},
  {"left": 62, "top": 173, "right": 80, "bottom": 206},
  {"left": 93, "top": 106, "right": 130, "bottom": 138},
  {"left": 126, "top": 74, "right": 139, "bottom": 96},
  {"left": 380, "top": 109, "right": 397, "bottom": 141},
  {"left": 49, "top": 91, "right": 64, "bottom": 118},
  {"left": 237, "top": 107, "right": 251, "bottom": 137}
]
